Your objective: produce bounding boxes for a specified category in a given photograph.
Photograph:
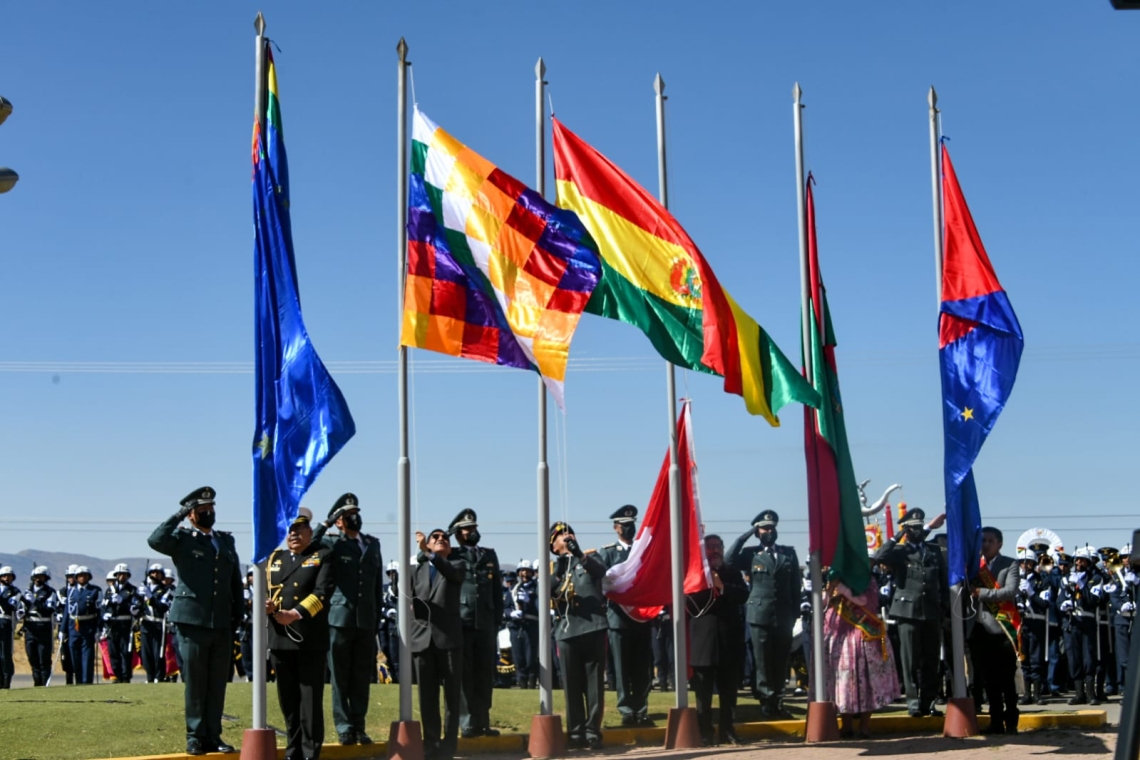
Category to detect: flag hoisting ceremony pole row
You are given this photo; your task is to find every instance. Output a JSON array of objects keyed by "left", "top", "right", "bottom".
[
  {"left": 794, "top": 83, "right": 839, "bottom": 744},
  {"left": 655, "top": 73, "right": 699, "bottom": 750},
  {"left": 930, "top": 86, "right": 978, "bottom": 739},
  {"left": 391, "top": 35, "right": 424, "bottom": 760}
]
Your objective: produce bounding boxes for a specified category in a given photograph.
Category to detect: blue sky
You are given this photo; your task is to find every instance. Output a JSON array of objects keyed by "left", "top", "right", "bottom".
[{"left": 1, "top": 2, "right": 1137, "bottom": 569}]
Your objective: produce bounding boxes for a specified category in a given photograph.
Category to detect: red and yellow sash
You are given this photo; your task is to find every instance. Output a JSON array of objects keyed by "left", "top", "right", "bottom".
[
  {"left": 976, "top": 558, "right": 1022, "bottom": 655},
  {"left": 833, "top": 595, "right": 889, "bottom": 661}
]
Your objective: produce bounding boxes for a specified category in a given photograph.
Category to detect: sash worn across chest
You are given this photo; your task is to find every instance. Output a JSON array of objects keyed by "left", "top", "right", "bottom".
[{"left": 976, "top": 559, "right": 1022, "bottom": 655}]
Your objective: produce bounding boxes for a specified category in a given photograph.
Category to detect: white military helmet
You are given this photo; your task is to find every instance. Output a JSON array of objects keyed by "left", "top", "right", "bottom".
[
  {"left": 1074, "top": 545, "right": 1096, "bottom": 560},
  {"left": 113, "top": 563, "right": 131, "bottom": 576},
  {"left": 1122, "top": 543, "right": 1133, "bottom": 557},
  {"left": 0, "top": 566, "right": 13, "bottom": 577},
  {"left": 386, "top": 560, "right": 400, "bottom": 572},
  {"left": 66, "top": 564, "right": 79, "bottom": 576},
  {"left": 148, "top": 563, "right": 164, "bottom": 573},
  {"left": 1016, "top": 549, "right": 1038, "bottom": 562},
  {"left": 517, "top": 559, "right": 532, "bottom": 571},
  {"left": 75, "top": 565, "right": 91, "bottom": 577},
  {"left": 163, "top": 567, "right": 173, "bottom": 577},
  {"left": 106, "top": 570, "right": 116, "bottom": 580},
  {"left": 32, "top": 566, "right": 50, "bottom": 579}
]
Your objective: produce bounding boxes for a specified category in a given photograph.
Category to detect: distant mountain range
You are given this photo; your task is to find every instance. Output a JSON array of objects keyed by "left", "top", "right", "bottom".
[{"left": 0, "top": 550, "right": 176, "bottom": 586}]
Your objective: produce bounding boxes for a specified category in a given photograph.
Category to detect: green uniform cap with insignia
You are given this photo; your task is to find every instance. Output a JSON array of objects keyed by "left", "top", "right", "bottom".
[
  {"left": 899, "top": 507, "right": 926, "bottom": 528},
  {"left": 550, "top": 521, "right": 574, "bottom": 552},
  {"left": 449, "top": 509, "right": 478, "bottom": 534},
  {"left": 180, "top": 486, "right": 216, "bottom": 510},
  {"left": 609, "top": 505, "right": 638, "bottom": 524},
  {"left": 327, "top": 492, "right": 359, "bottom": 520},
  {"left": 752, "top": 510, "right": 779, "bottom": 528}
]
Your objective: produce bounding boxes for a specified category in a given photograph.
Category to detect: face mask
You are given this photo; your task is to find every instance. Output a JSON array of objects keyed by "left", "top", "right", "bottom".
[
  {"left": 759, "top": 530, "right": 777, "bottom": 546},
  {"left": 906, "top": 528, "right": 927, "bottom": 544},
  {"left": 343, "top": 513, "right": 363, "bottom": 532},
  {"left": 619, "top": 524, "right": 636, "bottom": 542},
  {"left": 196, "top": 511, "right": 217, "bottom": 530},
  {"left": 465, "top": 529, "right": 481, "bottom": 546}
]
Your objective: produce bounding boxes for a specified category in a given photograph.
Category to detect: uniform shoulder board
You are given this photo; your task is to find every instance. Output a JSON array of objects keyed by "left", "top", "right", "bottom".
[
  {"left": 601, "top": 542, "right": 618, "bottom": 550},
  {"left": 217, "top": 530, "right": 232, "bottom": 537}
]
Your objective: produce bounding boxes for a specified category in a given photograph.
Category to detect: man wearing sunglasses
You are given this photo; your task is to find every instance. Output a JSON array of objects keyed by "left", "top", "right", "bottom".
[{"left": 411, "top": 529, "right": 467, "bottom": 760}]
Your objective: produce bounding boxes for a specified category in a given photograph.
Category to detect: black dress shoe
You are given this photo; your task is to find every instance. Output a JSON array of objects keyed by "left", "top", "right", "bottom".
[
  {"left": 586, "top": 736, "right": 603, "bottom": 750},
  {"left": 214, "top": 740, "right": 236, "bottom": 754},
  {"left": 637, "top": 715, "right": 655, "bottom": 727},
  {"left": 927, "top": 708, "right": 943, "bottom": 718},
  {"left": 566, "top": 735, "right": 587, "bottom": 750},
  {"left": 481, "top": 727, "right": 501, "bottom": 737},
  {"left": 339, "top": 732, "right": 358, "bottom": 745},
  {"left": 186, "top": 739, "right": 206, "bottom": 756},
  {"left": 719, "top": 727, "right": 740, "bottom": 745},
  {"left": 461, "top": 728, "right": 480, "bottom": 739},
  {"left": 357, "top": 731, "right": 373, "bottom": 744},
  {"left": 620, "top": 715, "right": 638, "bottom": 727},
  {"left": 908, "top": 711, "right": 925, "bottom": 718}
]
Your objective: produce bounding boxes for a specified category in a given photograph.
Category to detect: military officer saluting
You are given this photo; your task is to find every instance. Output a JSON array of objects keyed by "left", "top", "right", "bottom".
[
  {"left": 446, "top": 508, "right": 503, "bottom": 738},
  {"left": 872, "top": 507, "right": 948, "bottom": 717},
  {"left": 311, "top": 492, "right": 384, "bottom": 746},
  {"left": 22, "top": 566, "right": 58, "bottom": 687},
  {"left": 595, "top": 505, "right": 655, "bottom": 727},
  {"left": 148, "top": 486, "right": 243, "bottom": 755},
  {"left": 266, "top": 507, "right": 335, "bottom": 760}
]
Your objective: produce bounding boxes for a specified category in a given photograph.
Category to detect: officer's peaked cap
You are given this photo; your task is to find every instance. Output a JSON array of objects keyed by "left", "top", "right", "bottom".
[
  {"left": 329, "top": 493, "right": 359, "bottom": 519},
  {"left": 289, "top": 507, "right": 313, "bottom": 529},
  {"left": 751, "top": 510, "right": 779, "bottom": 528},
  {"left": 449, "top": 509, "right": 478, "bottom": 532},
  {"left": 549, "top": 521, "right": 574, "bottom": 552},
  {"left": 610, "top": 504, "right": 638, "bottom": 524},
  {"left": 180, "top": 486, "right": 216, "bottom": 509},
  {"left": 899, "top": 507, "right": 926, "bottom": 528}
]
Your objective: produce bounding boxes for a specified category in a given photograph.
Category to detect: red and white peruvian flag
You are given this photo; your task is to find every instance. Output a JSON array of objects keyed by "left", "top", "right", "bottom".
[{"left": 603, "top": 400, "right": 712, "bottom": 622}]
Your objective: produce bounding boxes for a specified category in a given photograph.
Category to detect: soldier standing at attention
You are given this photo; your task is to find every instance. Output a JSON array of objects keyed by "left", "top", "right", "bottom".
[
  {"left": 148, "top": 486, "right": 243, "bottom": 756},
  {"left": 139, "top": 564, "right": 170, "bottom": 683},
  {"left": 102, "top": 563, "right": 140, "bottom": 684},
  {"left": 23, "top": 566, "right": 58, "bottom": 687},
  {"left": 872, "top": 507, "right": 948, "bottom": 718},
  {"left": 449, "top": 509, "right": 503, "bottom": 738},
  {"left": 0, "top": 567, "right": 20, "bottom": 689},
  {"left": 67, "top": 566, "right": 102, "bottom": 685},
  {"left": 596, "top": 504, "right": 654, "bottom": 727},
  {"left": 550, "top": 522, "right": 608, "bottom": 750},
  {"left": 726, "top": 510, "right": 802, "bottom": 719},
  {"left": 380, "top": 560, "right": 401, "bottom": 682},
  {"left": 508, "top": 560, "right": 540, "bottom": 689},
  {"left": 266, "top": 507, "right": 334, "bottom": 760},
  {"left": 311, "top": 493, "right": 384, "bottom": 746}
]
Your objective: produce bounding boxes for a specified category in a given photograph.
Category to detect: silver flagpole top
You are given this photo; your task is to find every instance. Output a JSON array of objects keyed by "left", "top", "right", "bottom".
[
  {"left": 397, "top": 37, "right": 408, "bottom": 62},
  {"left": 254, "top": 11, "right": 265, "bottom": 35},
  {"left": 793, "top": 81, "right": 802, "bottom": 102},
  {"left": 928, "top": 86, "right": 938, "bottom": 109},
  {"left": 654, "top": 72, "right": 665, "bottom": 95},
  {"left": 536, "top": 57, "right": 546, "bottom": 79}
]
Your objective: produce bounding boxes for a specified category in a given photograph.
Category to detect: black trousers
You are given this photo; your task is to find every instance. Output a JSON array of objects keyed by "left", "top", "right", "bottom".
[
  {"left": 1066, "top": 620, "right": 1096, "bottom": 680},
  {"left": 559, "top": 630, "right": 606, "bottom": 742},
  {"left": 140, "top": 620, "right": 167, "bottom": 682},
  {"left": 459, "top": 627, "right": 496, "bottom": 731},
  {"left": 971, "top": 629, "right": 1019, "bottom": 728},
  {"left": 1021, "top": 618, "right": 1046, "bottom": 686},
  {"left": 24, "top": 622, "right": 54, "bottom": 686},
  {"left": 692, "top": 663, "right": 739, "bottom": 740},
  {"left": 329, "top": 626, "right": 375, "bottom": 736},
  {"left": 610, "top": 624, "right": 653, "bottom": 718},
  {"left": 107, "top": 621, "right": 134, "bottom": 682},
  {"left": 416, "top": 642, "right": 462, "bottom": 755},
  {"left": 749, "top": 624, "right": 793, "bottom": 709},
  {"left": 1116, "top": 624, "right": 1131, "bottom": 689},
  {"left": 652, "top": 621, "right": 674, "bottom": 688},
  {"left": 510, "top": 621, "right": 539, "bottom": 687},
  {"left": 378, "top": 624, "right": 399, "bottom": 682},
  {"left": 271, "top": 649, "right": 326, "bottom": 760},
  {"left": 0, "top": 619, "right": 13, "bottom": 688},
  {"left": 176, "top": 624, "right": 232, "bottom": 745},
  {"left": 897, "top": 618, "right": 941, "bottom": 714}
]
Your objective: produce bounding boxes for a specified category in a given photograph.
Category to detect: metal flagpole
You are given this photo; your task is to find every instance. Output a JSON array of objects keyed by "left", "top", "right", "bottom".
[
  {"left": 396, "top": 37, "right": 414, "bottom": 723},
  {"left": 535, "top": 56, "right": 554, "bottom": 717},
  {"left": 251, "top": 11, "right": 269, "bottom": 734},
  {"left": 654, "top": 76, "right": 698, "bottom": 750}
]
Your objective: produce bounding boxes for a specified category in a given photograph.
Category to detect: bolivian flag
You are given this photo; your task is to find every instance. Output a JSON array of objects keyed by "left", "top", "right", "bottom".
[{"left": 552, "top": 119, "right": 819, "bottom": 424}]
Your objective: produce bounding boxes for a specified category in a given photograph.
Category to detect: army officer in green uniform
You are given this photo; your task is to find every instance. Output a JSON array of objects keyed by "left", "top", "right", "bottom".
[
  {"left": 148, "top": 486, "right": 243, "bottom": 756},
  {"left": 266, "top": 507, "right": 335, "bottom": 760},
  {"left": 550, "top": 521, "right": 608, "bottom": 750},
  {"left": 449, "top": 509, "right": 503, "bottom": 738},
  {"left": 726, "top": 509, "right": 801, "bottom": 719},
  {"left": 312, "top": 493, "right": 384, "bottom": 746}
]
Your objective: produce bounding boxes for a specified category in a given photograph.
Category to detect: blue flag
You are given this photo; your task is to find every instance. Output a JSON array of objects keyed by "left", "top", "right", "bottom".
[
  {"left": 252, "top": 47, "right": 355, "bottom": 564},
  {"left": 939, "top": 145, "right": 1023, "bottom": 586}
]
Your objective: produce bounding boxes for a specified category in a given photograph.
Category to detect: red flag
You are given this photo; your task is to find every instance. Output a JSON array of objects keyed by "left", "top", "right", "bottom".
[{"left": 603, "top": 401, "right": 712, "bottom": 621}]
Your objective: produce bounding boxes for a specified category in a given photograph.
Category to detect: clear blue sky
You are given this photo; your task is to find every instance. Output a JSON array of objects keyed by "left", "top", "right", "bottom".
[{"left": 2, "top": 2, "right": 1137, "bottom": 569}]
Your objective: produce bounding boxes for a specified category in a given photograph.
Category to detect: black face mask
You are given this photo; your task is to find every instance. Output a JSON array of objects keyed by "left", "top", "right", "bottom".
[
  {"left": 465, "top": 529, "right": 481, "bottom": 546},
  {"left": 619, "top": 524, "right": 636, "bottom": 542},
  {"left": 343, "top": 513, "right": 363, "bottom": 532},
  {"left": 906, "top": 527, "right": 927, "bottom": 544},
  {"left": 196, "top": 511, "right": 217, "bottom": 530},
  {"left": 759, "top": 529, "right": 778, "bottom": 546}
]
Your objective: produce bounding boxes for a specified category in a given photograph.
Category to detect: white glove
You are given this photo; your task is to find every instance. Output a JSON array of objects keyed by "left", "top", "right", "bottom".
[
  {"left": 1019, "top": 579, "right": 1032, "bottom": 595},
  {"left": 23, "top": 590, "right": 35, "bottom": 603},
  {"left": 510, "top": 609, "right": 524, "bottom": 620},
  {"left": 129, "top": 605, "right": 141, "bottom": 616},
  {"left": 1040, "top": 589, "right": 1052, "bottom": 602},
  {"left": 803, "top": 579, "right": 813, "bottom": 593},
  {"left": 1060, "top": 600, "right": 1074, "bottom": 612},
  {"left": 111, "top": 593, "right": 123, "bottom": 605},
  {"left": 1069, "top": 571, "right": 1086, "bottom": 588},
  {"left": 1122, "top": 602, "right": 1136, "bottom": 614},
  {"left": 102, "top": 612, "right": 113, "bottom": 621},
  {"left": 516, "top": 590, "right": 530, "bottom": 604},
  {"left": 385, "top": 608, "right": 397, "bottom": 621},
  {"left": 140, "top": 586, "right": 152, "bottom": 600},
  {"left": 1124, "top": 571, "right": 1138, "bottom": 585},
  {"left": 800, "top": 601, "right": 812, "bottom": 613}
]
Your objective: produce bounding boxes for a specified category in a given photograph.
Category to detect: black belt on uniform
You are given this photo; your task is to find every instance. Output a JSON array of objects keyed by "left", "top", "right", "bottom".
[{"left": 73, "top": 614, "right": 97, "bottom": 621}]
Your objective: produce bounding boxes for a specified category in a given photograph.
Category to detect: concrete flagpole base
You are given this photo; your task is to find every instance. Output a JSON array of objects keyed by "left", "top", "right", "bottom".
[
  {"left": 805, "top": 700, "right": 840, "bottom": 742},
  {"left": 238, "top": 728, "right": 277, "bottom": 760},
  {"left": 942, "top": 697, "right": 979, "bottom": 737},
  {"left": 527, "top": 713, "right": 565, "bottom": 758},
  {"left": 387, "top": 720, "right": 424, "bottom": 760},
  {"left": 663, "top": 706, "right": 701, "bottom": 749}
]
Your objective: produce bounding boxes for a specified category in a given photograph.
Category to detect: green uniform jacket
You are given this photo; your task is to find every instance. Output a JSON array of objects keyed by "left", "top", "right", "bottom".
[
  {"left": 148, "top": 512, "right": 243, "bottom": 631},
  {"left": 266, "top": 543, "right": 334, "bottom": 651},
  {"left": 454, "top": 545, "right": 504, "bottom": 632},
  {"left": 873, "top": 538, "right": 948, "bottom": 622},
  {"left": 551, "top": 552, "right": 608, "bottom": 642},
  {"left": 726, "top": 530, "right": 802, "bottom": 629},
  {"left": 311, "top": 523, "right": 384, "bottom": 632},
  {"left": 595, "top": 542, "right": 646, "bottom": 630}
]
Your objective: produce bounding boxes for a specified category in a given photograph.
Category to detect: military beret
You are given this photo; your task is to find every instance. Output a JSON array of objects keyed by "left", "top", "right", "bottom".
[
  {"left": 289, "top": 507, "right": 313, "bottom": 529},
  {"left": 449, "top": 509, "right": 478, "bottom": 533},
  {"left": 549, "top": 521, "right": 574, "bottom": 552},
  {"left": 752, "top": 510, "right": 779, "bottom": 528},
  {"left": 610, "top": 504, "right": 638, "bottom": 524},
  {"left": 899, "top": 507, "right": 926, "bottom": 528},
  {"left": 328, "top": 493, "right": 359, "bottom": 519},
  {"left": 180, "top": 486, "right": 216, "bottom": 509}
]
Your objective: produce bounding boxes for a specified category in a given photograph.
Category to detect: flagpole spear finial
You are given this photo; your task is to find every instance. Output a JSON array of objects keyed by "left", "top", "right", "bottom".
[
  {"left": 654, "top": 72, "right": 665, "bottom": 96},
  {"left": 254, "top": 11, "right": 266, "bottom": 36},
  {"left": 536, "top": 57, "right": 546, "bottom": 79},
  {"left": 793, "top": 81, "right": 803, "bottom": 103},
  {"left": 397, "top": 37, "right": 408, "bottom": 63},
  {"left": 928, "top": 86, "right": 938, "bottom": 111}
]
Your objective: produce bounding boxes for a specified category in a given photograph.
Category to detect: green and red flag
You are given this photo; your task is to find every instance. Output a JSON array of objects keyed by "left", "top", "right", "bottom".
[{"left": 802, "top": 177, "right": 870, "bottom": 594}]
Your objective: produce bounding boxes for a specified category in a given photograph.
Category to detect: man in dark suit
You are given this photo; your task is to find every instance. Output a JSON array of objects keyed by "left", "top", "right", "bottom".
[
  {"left": 595, "top": 504, "right": 654, "bottom": 727},
  {"left": 448, "top": 509, "right": 503, "bottom": 738},
  {"left": 687, "top": 534, "right": 747, "bottom": 746},
  {"left": 726, "top": 509, "right": 802, "bottom": 719},
  {"left": 967, "top": 526, "right": 1021, "bottom": 734},
  {"left": 148, "top": 486, "right": 244, "bottom": 755},
  {"left": 266, "top": 507, "right": 335, "bottom": 760},
  {"left": 312, "top": 493, "right": 384, "bottom": 746},
  {"left": 873, "top": 507, "right": 948, "bottom": 718},
  {"left": 411, "top": 528, "right": 467, "bottom": 760},
  {"left": 550, "top": 521, "right": 608, "bottom": 750}
]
